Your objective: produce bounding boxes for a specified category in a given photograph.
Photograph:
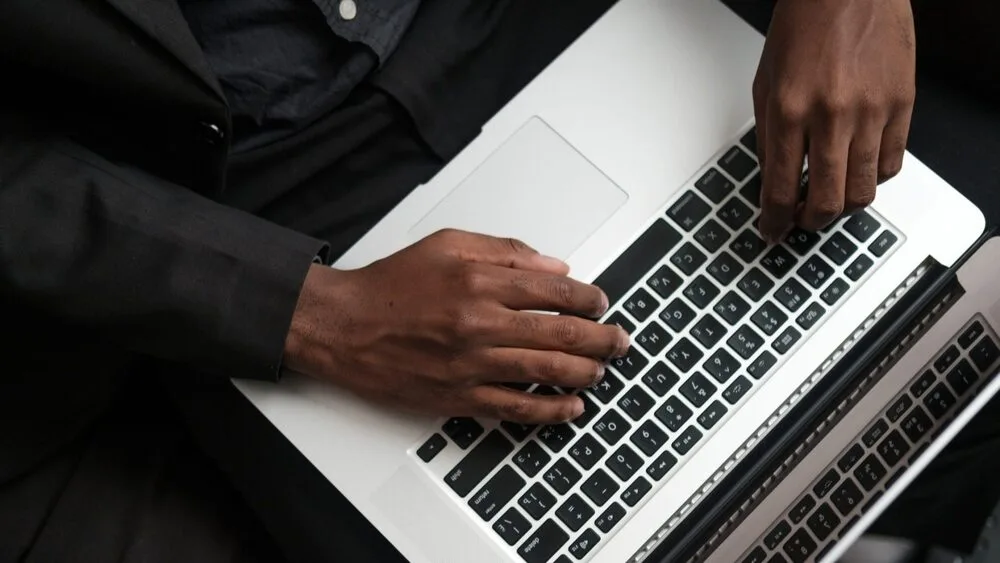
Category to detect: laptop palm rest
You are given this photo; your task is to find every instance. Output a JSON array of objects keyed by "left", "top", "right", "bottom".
[{"left": 409, "top": 117, "right": 628, "bottom": 260}]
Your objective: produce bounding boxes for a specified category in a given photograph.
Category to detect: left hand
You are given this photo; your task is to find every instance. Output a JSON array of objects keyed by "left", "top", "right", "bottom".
[{"left": 753, "top": 0, "right": 917, "bottom": 241}]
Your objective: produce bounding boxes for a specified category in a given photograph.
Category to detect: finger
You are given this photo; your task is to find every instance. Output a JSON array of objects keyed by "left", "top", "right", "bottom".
[
  {"left": 843, "top": 120, "right": 882, "bottom": 214},
  {"left": 877, "top": 104, "right": 912, "bottom": 184},
  {"left": 482, "top": 266, "right": 609, "bottom": 318},
  {"left": 797, "top": 120, "right": 850, "bottom": 231},
  {"left": 752, "top": 75, "right": 768, "bottom": 170},
  {"left": 465, "top": 384, "right": 585, "bottom": 424},
  {"left": 471, "top": 347, "right": 608, "bottom": 389},
  {"left": 759, "top": 95, "right": 807, "bottom": 243},
  {"left": 497, "top": 311, "right": 629, "bottom": 359},
  {"left": 433, "top": 229, "right": 569, "bottom": 275}
]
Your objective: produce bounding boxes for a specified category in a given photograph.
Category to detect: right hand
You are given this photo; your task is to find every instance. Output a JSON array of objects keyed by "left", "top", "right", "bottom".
[{"left": 283, "top": 229, "right": 630, "bottom": 424}]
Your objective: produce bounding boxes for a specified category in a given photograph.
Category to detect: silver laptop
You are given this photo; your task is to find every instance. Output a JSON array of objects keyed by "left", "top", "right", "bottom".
[{"left": 233, "top": 1, "right": 987, "bottom": 562}]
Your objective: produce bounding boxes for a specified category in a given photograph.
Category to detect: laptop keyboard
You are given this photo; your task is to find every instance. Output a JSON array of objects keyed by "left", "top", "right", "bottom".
[
  {"left": 413, "top": 127, "right": 902, "bottom": 563},
  {"left": 739, "top": 316, "right": 1000, "bottom": 563}
]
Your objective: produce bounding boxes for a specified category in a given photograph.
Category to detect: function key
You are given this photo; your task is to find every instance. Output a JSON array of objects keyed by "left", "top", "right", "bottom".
[
  {"left": 611, "top": 345, "right": 649, "bottom": 380},
  {"left": 820, "top": 277, "right": 850, "bottom": 306},
  {"left": 593, "top": 218, "right": 682, "bottom": 306},
  {"left": 719, "top": 146, "right": 758, "bottom": 182},
  {"left": 594, "top": 502, "right": 627, "bottom": 533},
  {"left": 843, "top": 211, "right": 882, "bottom": 243},
  {"left": 831, "top": 478, "right": 863, "bottom": 516},
  {"left": 761, "top": 245, "right": 798, "bottom": 278},
  {"left": 593, "top": 410, "right": 631, "bottom": 446},
  {"left": 837, "top": 443, "right": 865, "bottom": 472},
  {"left": 568, "top": 529, "right": 601, "bottom": 560},
  {"left": 784, "top": 228, "right": 821, "bottom": 256},
  {"left": 666, "top": 337, "right": 705, "bottom": 373},
  {"left": 443, "top": 417, "right": 485, "bottom": 449},
  {"left": 901, "top": 406, "right": 932, "bottom": 442},
  {"left": 695, "top": 168, "right": 736, "bottom": 203},
  {"left": 731, "top": 230, "right": 768, "bottom": 263},
  {"left": 417, "top": 433, "right": 448, "bottom": 462},
  {"left": 581, "top": 468, "right": 619, "bottom": 507},
  {"left": 715, "top": 291, "right": 752, "bottom": 325},
  {"left": 679, "top": 373, "right": 717, "bottom": 408},
  {"left": 697, "top": 400, "right": 729, "bottom": 430},
  {"left": 671, "top": 242, "right": 708, "bottom": 276},
  {"left": 773, "top": 326, "right": 802, "bottom": 354},
  {"left": 503, "top": 421, "right": 536, "bottom": 442},
  {"left": 444, "top": 430, "right": 514, "bottom": 496},
  {"left": 807, "top": 503, "right": 841, "bottom": 542},
  {"left": 958, "top": 321, "right": 986, "bottom": 349},
  {"left": 617, "top": 386, "right": 655, "bottom": 421},
  {"left": 695, "top": 219, "right": 731, "bottom": 254},
  {"left": 646, "top": 450, "right": 679, "bottom": 481},
  {"left": 556, "top": 494, "right": 595, "bottom": 532},
  {"left": 796, "top": 302, "right": 826, "bottom": 331},
  {"left": 820, "top": 232, "right": 857, "bottom": 265},
  {"left": 812, "top": 468, "right": 841, "bottom": 499},
  {"left": 655, "top": 396, "right": 693, "bottom": 432},
  {"left": 923, "top": 382, "right": 957, "bottom": 419},
  {"left": 538, "top": 424, "right": 576, "bottom": 454},
  {"left": 738, "top": 267, "right": 776, "bottom": 302},
  {"left": 590, "top": 371, "right": 625, "bottom": 404},
  {"left": 691, "top": 314, "right": 727, "bottom": 349},
  {"left": 569, "top": 434, "right": 606, "bottom": 471},
  {"left": 765, "top": 520, "right": 792, "bottom": 550},
  {"left": 741, "top": 173, "right": 763, "bottom": 207},
  {"left": 607, "top": 444, "right": 644, "bottom": 480},
  {"left": 647, "top": 265, "right": 684, "bottom": 300},
  {"left": 707, "top": 252, "right": 745, "bottom": 286},
  {"left": 783, "top": 528, "right": 817, "bottom": 563},
  {"left": 631, "top": 420, "right": 669, "bottom": 456},
  {"left": 660, "top": 298, "right": 696, "bottom": 331},
  {"left": 751, "top": 301, "right": 788, "bottom": 336},
  {"left": 636, "top": 321, "right": 671, "bottom": 356},
  {"left": 797, "top": 254, "right": 834, "bottom": 289},
  {"left": 789, "top": 494, "right": 817, "bottom": 524},
  {"left": 620, "top": 476, "right": 653, "bottom": 507},
  {"left": 469, "top": 466, "right": 526, "bottom": 521},
  {"left": 719, "top": 197, "right": 754, "bottom": 231},
  {"left": 543, "top": 459, "right": 582, "bottom": 495},
  {"left": 886, "top": 394, "right": 914, "bottom": 423},
  {"left": 517, "top": 519, "right": 569, "bottom": 563},
  {"left": 684, "top": 274, "right": 721, "bottom": 309},
  {"left": 853, "top": 454, "right": 887, "bottom": 491},
  {"left": 514, "top": 442, "right": 551, "bottom": 477},
  {"left": 934, "top": 345, "right": 961, "bottom": 373},
  {"left": 970, "top": 335, "right": 1000, "bottom": 371},
  {"left": 876, "top": 430, "right": 911, "bottom": 467},
  {"left": 728, "top": 325, "right": 765, "bottom": 359},
  {"left": 845, "top": 254, "right": 874, "bottom": 281},
  {"left": 623, "top": 287, "right": 658, "bottom": 322},
  {"left": 909, "top": 370, "right": 936, "bottom": 398},
  {"left": 519, "top": 483, "right": 557, "bottom": 520},
  {"left": 642, "top": 362, "right": 681, "bottom": 397},
  {"left": 861, "top": 419, "right": 889, "bottom": 448},
  {"left": 572, "top": 395, "right": 600, "bottom": 429},
  {"left": 704, "top": 348, "right": 740, "bottom": 383},
  {"left": 603, "top": 311, "right": 635, "bottom": 335},
  {"left": 672, "top": 425, "right": 704, "bottom": 455},
  {"left": 740, "top": 127, "right": 758, "bottom": 155},
  {"left": 747, "top": 351, "right": 777, "bottom": 380},
  {"left": 869, "top": 230, "right": 899, "bottom": 257},
  {"left": 775, "top": 278, "right": 809, "bottom": 313},
  {"left": 722, "top": 376, "right": 753, "bottom": 404},
  {"left": 493, "top": 507, "right": 530, "bottom": 546},
  {"left": 668, "top": 191, "right": 712, "bottom": 232}
]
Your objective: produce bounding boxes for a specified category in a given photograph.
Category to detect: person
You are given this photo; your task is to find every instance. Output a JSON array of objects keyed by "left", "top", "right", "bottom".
[{"left": 0, "top": 0, "right": 986, "bottom": 561}]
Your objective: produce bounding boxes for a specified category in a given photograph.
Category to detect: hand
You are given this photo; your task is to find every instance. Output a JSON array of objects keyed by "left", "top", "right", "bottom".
[
  {"left": 283, "top": 229, "right": 629, "bottom": 424},
  {"left": 753, "top": 0, "right": 916, "bottom": 241}
]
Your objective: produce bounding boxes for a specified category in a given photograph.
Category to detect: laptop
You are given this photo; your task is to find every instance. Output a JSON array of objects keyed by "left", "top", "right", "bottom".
[{"left": 232, "top": 1, "right": 988, "bottom": 562}]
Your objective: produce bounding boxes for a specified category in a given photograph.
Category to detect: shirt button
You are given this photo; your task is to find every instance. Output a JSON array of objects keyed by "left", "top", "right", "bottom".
[
  {"left": 198, "top": 121, "right": 225, "bottom": 146},
  {"left": 338, "top": 0, "right": 357, "bottom": 20}
]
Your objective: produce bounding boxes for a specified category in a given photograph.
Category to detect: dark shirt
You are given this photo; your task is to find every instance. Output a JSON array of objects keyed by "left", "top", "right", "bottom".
[{"left": 179, "top": 0, "right": 421, "bottom": 151}]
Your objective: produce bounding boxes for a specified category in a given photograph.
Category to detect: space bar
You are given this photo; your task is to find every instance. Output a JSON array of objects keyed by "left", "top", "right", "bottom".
[{"left": 592, "top": 218, "right": 682, "bottom": 305}]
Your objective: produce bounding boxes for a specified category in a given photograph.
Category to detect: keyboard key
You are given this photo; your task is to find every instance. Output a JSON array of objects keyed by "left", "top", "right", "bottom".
[
  {"left": 845, "top": 254, "right": 874, "bottom": 281},
  {"left": 742, "top": 546, "right": 768, "bottom": 563},
  {"left": 691, "top": 314, "right": 727, "bottom": 348},
  {"left": 958, "top": 321, "right": 985, "bottom": 349},
  {"left": 539, "top": 424, "right": 576, "bottom": 454},
  {"left": 470, "top": 466, "right": 526, "bottom": 521},
  {"left": 660, "top": 298, "right": 696, "bottom": 332},
  {"left": 843, "top": 211, "right": 881, "bottom": 243},
  {"left": 877, "top": 430, "right": 911, "bottom": 467},
  {"left": 738, "top": 267, "right": 776, "bottom": 302},
  {"left": 417, "top": 434, "right": 447, "bottom": 462},
  {"left": 723, "top": 376, "right": 753, "bottom": 404},
  {"left": 667, "top": 337, "right": 704, "bottom": 372},
  {"left": 765, "top": 520, "right": 792, "bottom": 550},
  {"left": 708, "top": 252, "right": 745, "bottom": 286},
  {"left": 719, "top": 197, "right": 754, "bottom": 231},
  {"left": 695, "top": 167, "right": 735, "bottom": 203},
  {"left": 761, "top": 246, "right": 798, "bottom": 278},
  {"left": 747, "top": 351, "right": 777, "bottom": 379},
  {"left": 503, "top": 421, "right": 536, "bottom": 442},
  {"left": 493, "top": 507, "right": 531, "bottom": 546},
  {"left": 557, "top": 494, "right": 595, "bottom": 532},
  {"left": 697, "top": 400, "right": 728, "bottom": 430},
  {"left": 568, "top": 434, "right": 606, "bottom": 471},
  {"left": 581, "top": 469, "right": 619, "bottom": 507},
  {"left": 668, "top": 191, "right": 712, "bottom": 232},
  {"left": 445, "top": 431, "right": 514, "bottom": 497},
  {"left": 607, "top": 444, "right": 643, "bottom": 480},
  {"left": 831, "top": 478, "right": 864, "bottom": 515},
  {"left": 886, "top": 394, "right": 913, "bottom": 423},
  {"left": 924, "top": 383, "right": 956, "bottom": 419},
  {"left": 783, "top": 528, "right": 817, "bottom": 563},
  {"left": 838, "top": 444, "right": 865, "bottom": 473},
  {"left": 609, "top": 348, "right": 649, "bottom": 384},
  {"left": 946, "top": 359, "right": 980, "bottom": 396},
  {"left": 731, "top": 230, "right": 768, "bottom": 263},
  {"left": 656, "top": 397, "right": 693, "bottom": 432},
  {"left": 603, "top": 311, "right": 636, "bottom": 335},
  {"left": 595, "top": 502, "right": 626, "bottom": 533},
  {"left": 518, "top": 519, "right": 569, "bottom": 563},
  {"left": 971, "top": 335, "right": 1000, "bottom": 371},
  {"left": 680, "top": 373, "right": 717, "bottom": 407},
  {"left": 784, "top": 229, "right": 821, "bottom": 256},
  {"left": 593, "top": 218, "right": 683, "bottom": 305},
  {"left": 862, "top": 420, "right": 890, "bottom": 449},
  {"left": 646, "top": 450, "right": 678, "bottom": 481},
  {"left": 820, "top": 232, "right": 857, "bottom": 265},
  {"left": 813, "top": 468, "right": 840, "bottom": 499},
  {"left": 684, "top": 275, "right": 720, "bottom": 309},
  {"left": 789, "top": 494, "right": 817, "bottom": 524},
  {"left": 704, "top": 348, "right": 740, "bottom": 383},
  {"left": 751, "top": 301, "right": 787, "bottom": 336},
  {"left": 773, "top": 326, "right": 802, "bottom": 355},
  {"left": 854, "top": 454, "right": 887, "bottom": 491},
  {"left": 514, "top": 442, "right": 551, "bottom": 477},
  {"left": 623, "top": 287, "right": 658, "bottom": 322},
  {"left": 796, "top": 302, "right": 826, "bottom": 331},
  {"left": 901, "top": 406, "right": 932, "bottom": 442},
  {"left": 572, "top": 395, "right": 600, "bottom": 429},
  {"left": 728, "top": 325, "right": 765, "bottom": 359},
  {"left": 820, "top": 278, "right": 850, "bottom": 306},
  {"left": 719, "top": 145, "right": 757, "bottom": 182},
  {"left": 673, "top": 426, "right": 703, "bottom": 455},
  {"left": 543, "top": 459, "right": 582, "bottom": 495},
  {"left": 869, "top": 230, "right": 898, "bottom": 257},
  {"left": 695, "top": 219, "right": 731, "bottom": 254},
  {"left": 740, "top": 128, "right": 758, "bottom": 154},
  {"left": 620, "top": 476, "right": 653, "bottom": 507},
  {"left": 631, "top": 420, "right": 668, "bottom": 456},
  {"left": 775, "top": 278, "right": 809, "bottom": 313},
  {"left": 443, "top": 417, "right": 484, "bottom": 449},
  {"left": 643, "top": 362, "right": 680, "bottom": 397},
  {"left": 590, "top": 371, "right": 624, "bottom": 404},
  {"left": 797, "top": 255, "right": 834, "bottom": 289},
  {"left": 647, "top": 265, "right": 684, "bottom": 300},
  {"left": 618, "top": 386, "right": 655, "bottom": 421},
  {"left": 910, "top": 370, "right": 936, "bottom": 398},
  {"left": 594, "top": 410, "right": 631, "bottom": 446},
  {"left": 741, "top": 173, "right": 763, "bottom": 206},
  {"left": 767, "top": 553, "right": 788, "bottom": 563},
  {"left": 568, "top": 529, "right": 600, "bottom": 560},
  {"left": 807, "top": 503, "right": 841, "bottom": 542},
  {"left": 715, "top": 291, "right": 752, "bottom": 325},
  {"left": 671, "top": 242, "right": 708, "bottom": 276},
  {"left": 636, "top": 322, "right": 671, "bottom": 356},
  {"left": 519, "top": 483, "right": 557, "bottom": 520}
]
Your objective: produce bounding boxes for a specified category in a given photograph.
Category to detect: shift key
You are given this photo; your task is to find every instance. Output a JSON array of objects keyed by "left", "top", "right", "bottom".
[{"left": 445, "top": 430, "right": 514, "bottom": 497}]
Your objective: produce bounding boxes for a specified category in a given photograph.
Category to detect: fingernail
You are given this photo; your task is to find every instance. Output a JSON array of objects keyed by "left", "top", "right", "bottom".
[
  {"left": 614, "top": 329, "right": 630, "bottom": 358},
  {"left": 593, "top": 363, "right": 607, "bottom": 387},
  {"left": 568, "top": 398, "right": 585, "bottom": 421},
  {"left": 597, "top": 292, "right": 609, "bottom": 316},
  {"left": 538, "top": 254, "right": 569, "bottom": 271}
]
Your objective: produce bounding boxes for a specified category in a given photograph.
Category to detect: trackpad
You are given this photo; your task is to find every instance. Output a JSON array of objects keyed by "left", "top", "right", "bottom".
[{"left": 410, "top": 117, "right": 628, "bottom": 260}]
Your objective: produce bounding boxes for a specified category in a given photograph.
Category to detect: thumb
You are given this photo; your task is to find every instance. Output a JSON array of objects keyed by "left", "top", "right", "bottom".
[{"left": 434, "top": 229, "right": 569, "bottom": 274}]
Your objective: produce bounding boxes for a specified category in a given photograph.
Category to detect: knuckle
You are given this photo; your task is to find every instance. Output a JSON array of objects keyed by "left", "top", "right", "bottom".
[
  {"left": 879, "top": 162, "right": 903, "bottom": 183},
  {"left": 552, "top": 319, "right": 582, "bottom": 348},
  {"left": 498, "top": 397, "right": 534, "bottom": 421},
  {"left": 846, "top": 188, "right": 876, "bottom": 209},
  {"left": 547, "top": 278, "right": 576, "bottom": 308},
  {"left": 775, "top": 96, "right": 809, "bottom": 125},
  {"left": 452, "top": 310, "right": 487, "bottom": 341},
  {"left": 459, "top": 266, "right": 490, "bottom": 295},
  {"left": 762, "top": 189, "right": 797, "bottom": 212},
  {"left": 817, "top": 92, "right": 852, "bottom": 116},
  {"left": 812, "top": 199, "right": 845, "bottom": 222},
  {"left": 539, "top": 354, "right": 565, "bottom": 380},
  {"left": 502, "top": 237, "right": 530, "bottom": 255}
]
